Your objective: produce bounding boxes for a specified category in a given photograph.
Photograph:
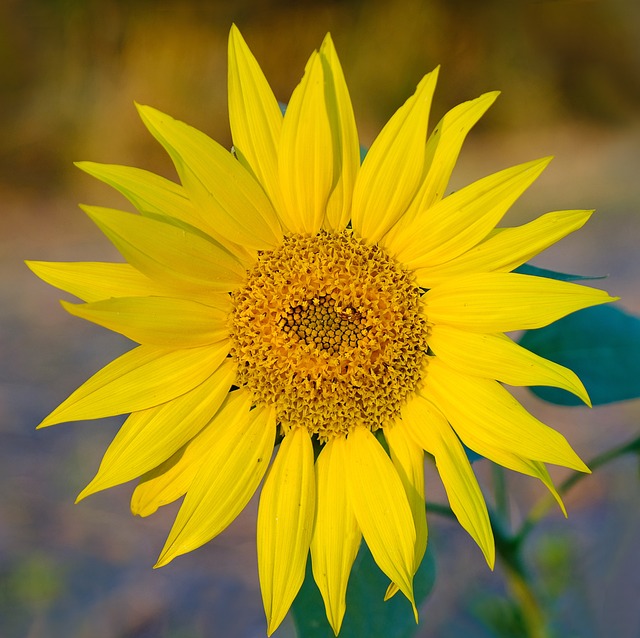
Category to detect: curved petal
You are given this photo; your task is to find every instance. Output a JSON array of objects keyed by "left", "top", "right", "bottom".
[
  {"left": 82, "top": 205, "right": 246, "bottom": 291},
  {"left": 131, "top": 391, "right": 247, "bottom": 518},
  {"left": 156, "top": 392, "right": 276, "bottom": 566},
  {"left": 257, "top": 427, "right": 315, "bottom": 636},
  {"left": 444, "top": 426, "right": 567, "bottom": 516},
  {"left": 345, "top": 427, "right": 417, "bottom": 617},
  {"left": 351, "top": 69, "right": 439, "bottom": 245},
  {"left": 415, "top": 209, "right": 593, "bottom": 287},
  {"left": 383, "top": 91, "right": 499, "bottom": 243},
  {"left": 137, "top": 104, "right": 282, "bottom": 250},
  {"left": 426, "top": 357, "right": 589, "bottom": 472},
  {"left": 383, "top": 421, "right": 428, "bottom": 599},
  {"left": 385, "top": 157, "right": 551, "bottom": 267},
  {"left": 402, "top": 394, "right": 495, "bottom": 567},
  {"left": 417, "top": 91, "right": 500, "bottom": 210},
  {"left": 428, "top": 325, "right": 589, "bottom": 405},
  {"left": 319, "top": 33, "right": 360, "bottom": 233},
  {"left": 27, "top": 260, "right": 233, "bottom": 308},
  {"left": 228, "top": 25, "right": 283, "bottom": 208},
  {"left": 77, "top": 359, "right": 237, "bottom": 499},
  {"left": 278, "top": 51, "right": 333, "bottom": 234},
  {"left": 76, "top": 162, "right": 197, "bottom": 223},
  {"left": 27, "top": 261, "right": 168, "bottom": 303},
  {"left": 310, "top": 437, "right": 361, "bottom": 636},
  {"left": 38, "top": 341, "right": 230, "bottom": 427},
  {"left": 61, "top": 296, "right": 229, "bottom": 347}
]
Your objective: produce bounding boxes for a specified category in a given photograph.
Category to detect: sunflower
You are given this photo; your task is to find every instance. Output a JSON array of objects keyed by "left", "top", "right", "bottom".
[{"left": 28, "top": 25, "right": 616, "bottom": 636}]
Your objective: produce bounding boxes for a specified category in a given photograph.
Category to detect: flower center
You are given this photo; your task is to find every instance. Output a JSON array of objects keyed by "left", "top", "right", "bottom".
[{"left": 229, "top": 231, "right": 429, "bottom": 440}]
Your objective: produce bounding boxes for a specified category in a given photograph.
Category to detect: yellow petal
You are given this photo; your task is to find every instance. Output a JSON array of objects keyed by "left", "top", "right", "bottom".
[
  {"left": 131, "top": 388, "right": 246, "bottom": 517},
  {"left": 426, "top": 357, "right": 589, "bottom": 472},
  {"left": 278, "top": 51, "right": 333, "bottom": 235},
  {"left": 136, "top": 103, "right": 282, "bottom": 250},
  {"left": 428, "top": 325, "right": 590, "bottom": 405},
  {"left": 61, "top": 296, "right": 229, "bottom": 347},
  {"left": 27, "top": 260, "right": 233, "bottom": 308},
  {"left": 156, "top": 393, "right": 276, "bottom": 566},
  {"left": 423, "top": 272, "right": 617, "bottom": 332},
  {"left": 76, "top": 162, "right": 198, "bottom": 224},
  {"left": 39, "top": 341, "right": 229, "bottom": 427},
  {"left": 82, "top": 205, "right": 246, "bottom": 291},
  {"left": 310, "top": 437, "right": 362, "bottom": 636},
  {"left": 415, "top": 209, "right": 593, "bottom": 287},
  {"left": 351, "top": 70, "right": 438, "bottom": 245},
  {"left": 448, "top": 429, "right": 567, "bottom": 517},
  {"left": 383, "top": 422, "right": 428, "bottom": 600},
  {"left": 228, "top": 25, "right": 283, "bottom": 209},
  {"left": 386, "top": 157, "right": 551, "bottom": 267},
  {"left": 27, "top": 261, "right": 166, "bottom": 302},
  {"left": 383, "top": 91, "right": 499, "bottom": 245},
  {"left": 257, "top": 427, "right": 316, "bottom": 636},
  {"left": 345, "top": 426, "right": 417, "bottom": 617},
  {"left": 402, "top": 394, "right": 495, "bottom": 567},
  {"left": 418, "top": 91, "right": 500, "bottom": 210},
  {"left": 319, "top": 33, "right": 360, "bottom": 233},
  {"left": 77, "top": 359, "right": 237, "bottom": 499}
]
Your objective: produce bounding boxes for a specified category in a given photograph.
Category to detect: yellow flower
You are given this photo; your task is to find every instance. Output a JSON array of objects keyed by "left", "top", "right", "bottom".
[{"left": 29, "top": 25, "right": 617, "bottom": 636}]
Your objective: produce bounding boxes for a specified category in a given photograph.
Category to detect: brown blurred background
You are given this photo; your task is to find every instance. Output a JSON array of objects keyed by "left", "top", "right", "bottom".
[{"left": 1, "top": 1, "right": 640, "bottom": 637}]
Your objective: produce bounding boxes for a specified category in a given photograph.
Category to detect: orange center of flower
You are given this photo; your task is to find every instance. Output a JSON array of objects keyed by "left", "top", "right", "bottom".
[{"left": 229, "top": 231, "right": 429, "bottom": 440}]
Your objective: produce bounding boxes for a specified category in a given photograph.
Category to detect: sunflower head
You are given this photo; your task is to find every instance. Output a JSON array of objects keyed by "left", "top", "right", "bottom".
[{"left": 28, "top": 24, "right": 617, "bottom": 637}]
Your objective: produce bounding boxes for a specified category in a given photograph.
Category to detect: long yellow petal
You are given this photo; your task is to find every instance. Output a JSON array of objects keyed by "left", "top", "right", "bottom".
[
  {"left": 257, "top": 427, "right": 316, "bottom": 636},
  {"left": 351, "top": 70, "right": 439, "bottom": 245},
  {"left": 62, "top": 296, "right": 228, "bottom": 347},
  {"left": 345, "top": 426, "right": 417, "bottom": 616},
  {"left": 387, "top": 158, "right": 551, "bottom": 267},
  {"left": 137, "top": 104, "right": 282, "bottom": 250},
  {"left": 77, "top": 359, "right": 237, "bottom": 499},
  {"left": 27, "top": 261, "right": 166, "bottom": 302},
  {"left": 228, "top": 25, "right": 283, "bottom": 208},
  {"left": 130, "top": 388, "right": 247, "bottom": 517},
  {"left": 384, "top": 422, "right": 428, "bottom": 599},
  {"left": 76, "top": 162, "right": 198, "bottom": 223},
  {"left": 319, "top": 33, "right": 360, "bottom": 233},
  {"left": 418, "top": 91, "right": 500, "bottom": 210},
  {"left": 384, "top": 91, "right": 499, "bottom": 244},
  {"left": 278, "top": 51, "right": 333, "bottom": 235},
  {"left": 39, "top": 341, "right": 229, "bottom": 427},
  {"left": 444, "top": 425, "right": 567, "bottom": 516},
  {"left": 415, "top": 209, "right": 593, "bottom": 287},
  {"left": 310, "top": 437, "right": 362, "bottom": 636},
  {"left": 424, "top": 272, "right": 617, "bottom": 332},
  {"left": 426, "top": 358, "right": 589, "bottom": 472},
  {"left": 27, "top": 260, "right": 234, "bottom": 308},
  {"left": 82, "top": 205, "right": 245, "bottom": 291},
  {"left": 402, "top": 394, "right": 495, "bottom": 567},
  {"left": 428, "top": 325, "right": 590, "bottom": 405},
  {"left": 156, "top": 394, "right": 276, "bottom": 566}
]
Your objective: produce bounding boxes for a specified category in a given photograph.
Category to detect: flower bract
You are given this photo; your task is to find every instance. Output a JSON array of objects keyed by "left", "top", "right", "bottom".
[{"left": 29, "top": 25, "right": 617, "bottom": 636}]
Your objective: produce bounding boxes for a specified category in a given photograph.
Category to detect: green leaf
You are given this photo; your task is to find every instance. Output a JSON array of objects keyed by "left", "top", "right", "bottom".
[
  {"left": 513, "top": 263, "right": 607, "bottom": 282},
  {"left": 288, "top": 541, "right": 435, "bottom": 638},
  {"left": 519, "top": 304, "right": 640, "bottom": 405}
]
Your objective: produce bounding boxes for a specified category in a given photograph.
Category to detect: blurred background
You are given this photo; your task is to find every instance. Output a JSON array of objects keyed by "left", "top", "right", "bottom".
[{"left": 1, "top": 0, "right": 639, "bottom": 636}]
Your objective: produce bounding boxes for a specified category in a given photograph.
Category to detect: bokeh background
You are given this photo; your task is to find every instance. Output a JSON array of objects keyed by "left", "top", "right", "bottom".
[{"left": 2, "top": 0, "right": 640, "bottom": 636}]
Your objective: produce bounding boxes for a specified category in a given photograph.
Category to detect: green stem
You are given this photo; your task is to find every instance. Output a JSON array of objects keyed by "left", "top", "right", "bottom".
[
  {"left": 490, "top": 512, "right": 549, "bottom": 638},
  {"left": 492, "top": 463, "right": 510, "bottom": 524},
  {"left": 503, "top": 563, "right": 549, "bottom": 638}
]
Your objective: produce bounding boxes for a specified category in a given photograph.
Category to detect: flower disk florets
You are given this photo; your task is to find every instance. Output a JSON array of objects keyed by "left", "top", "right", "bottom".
[{"left": 230, "top": 231, "right": 430, "bottom": 440}]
